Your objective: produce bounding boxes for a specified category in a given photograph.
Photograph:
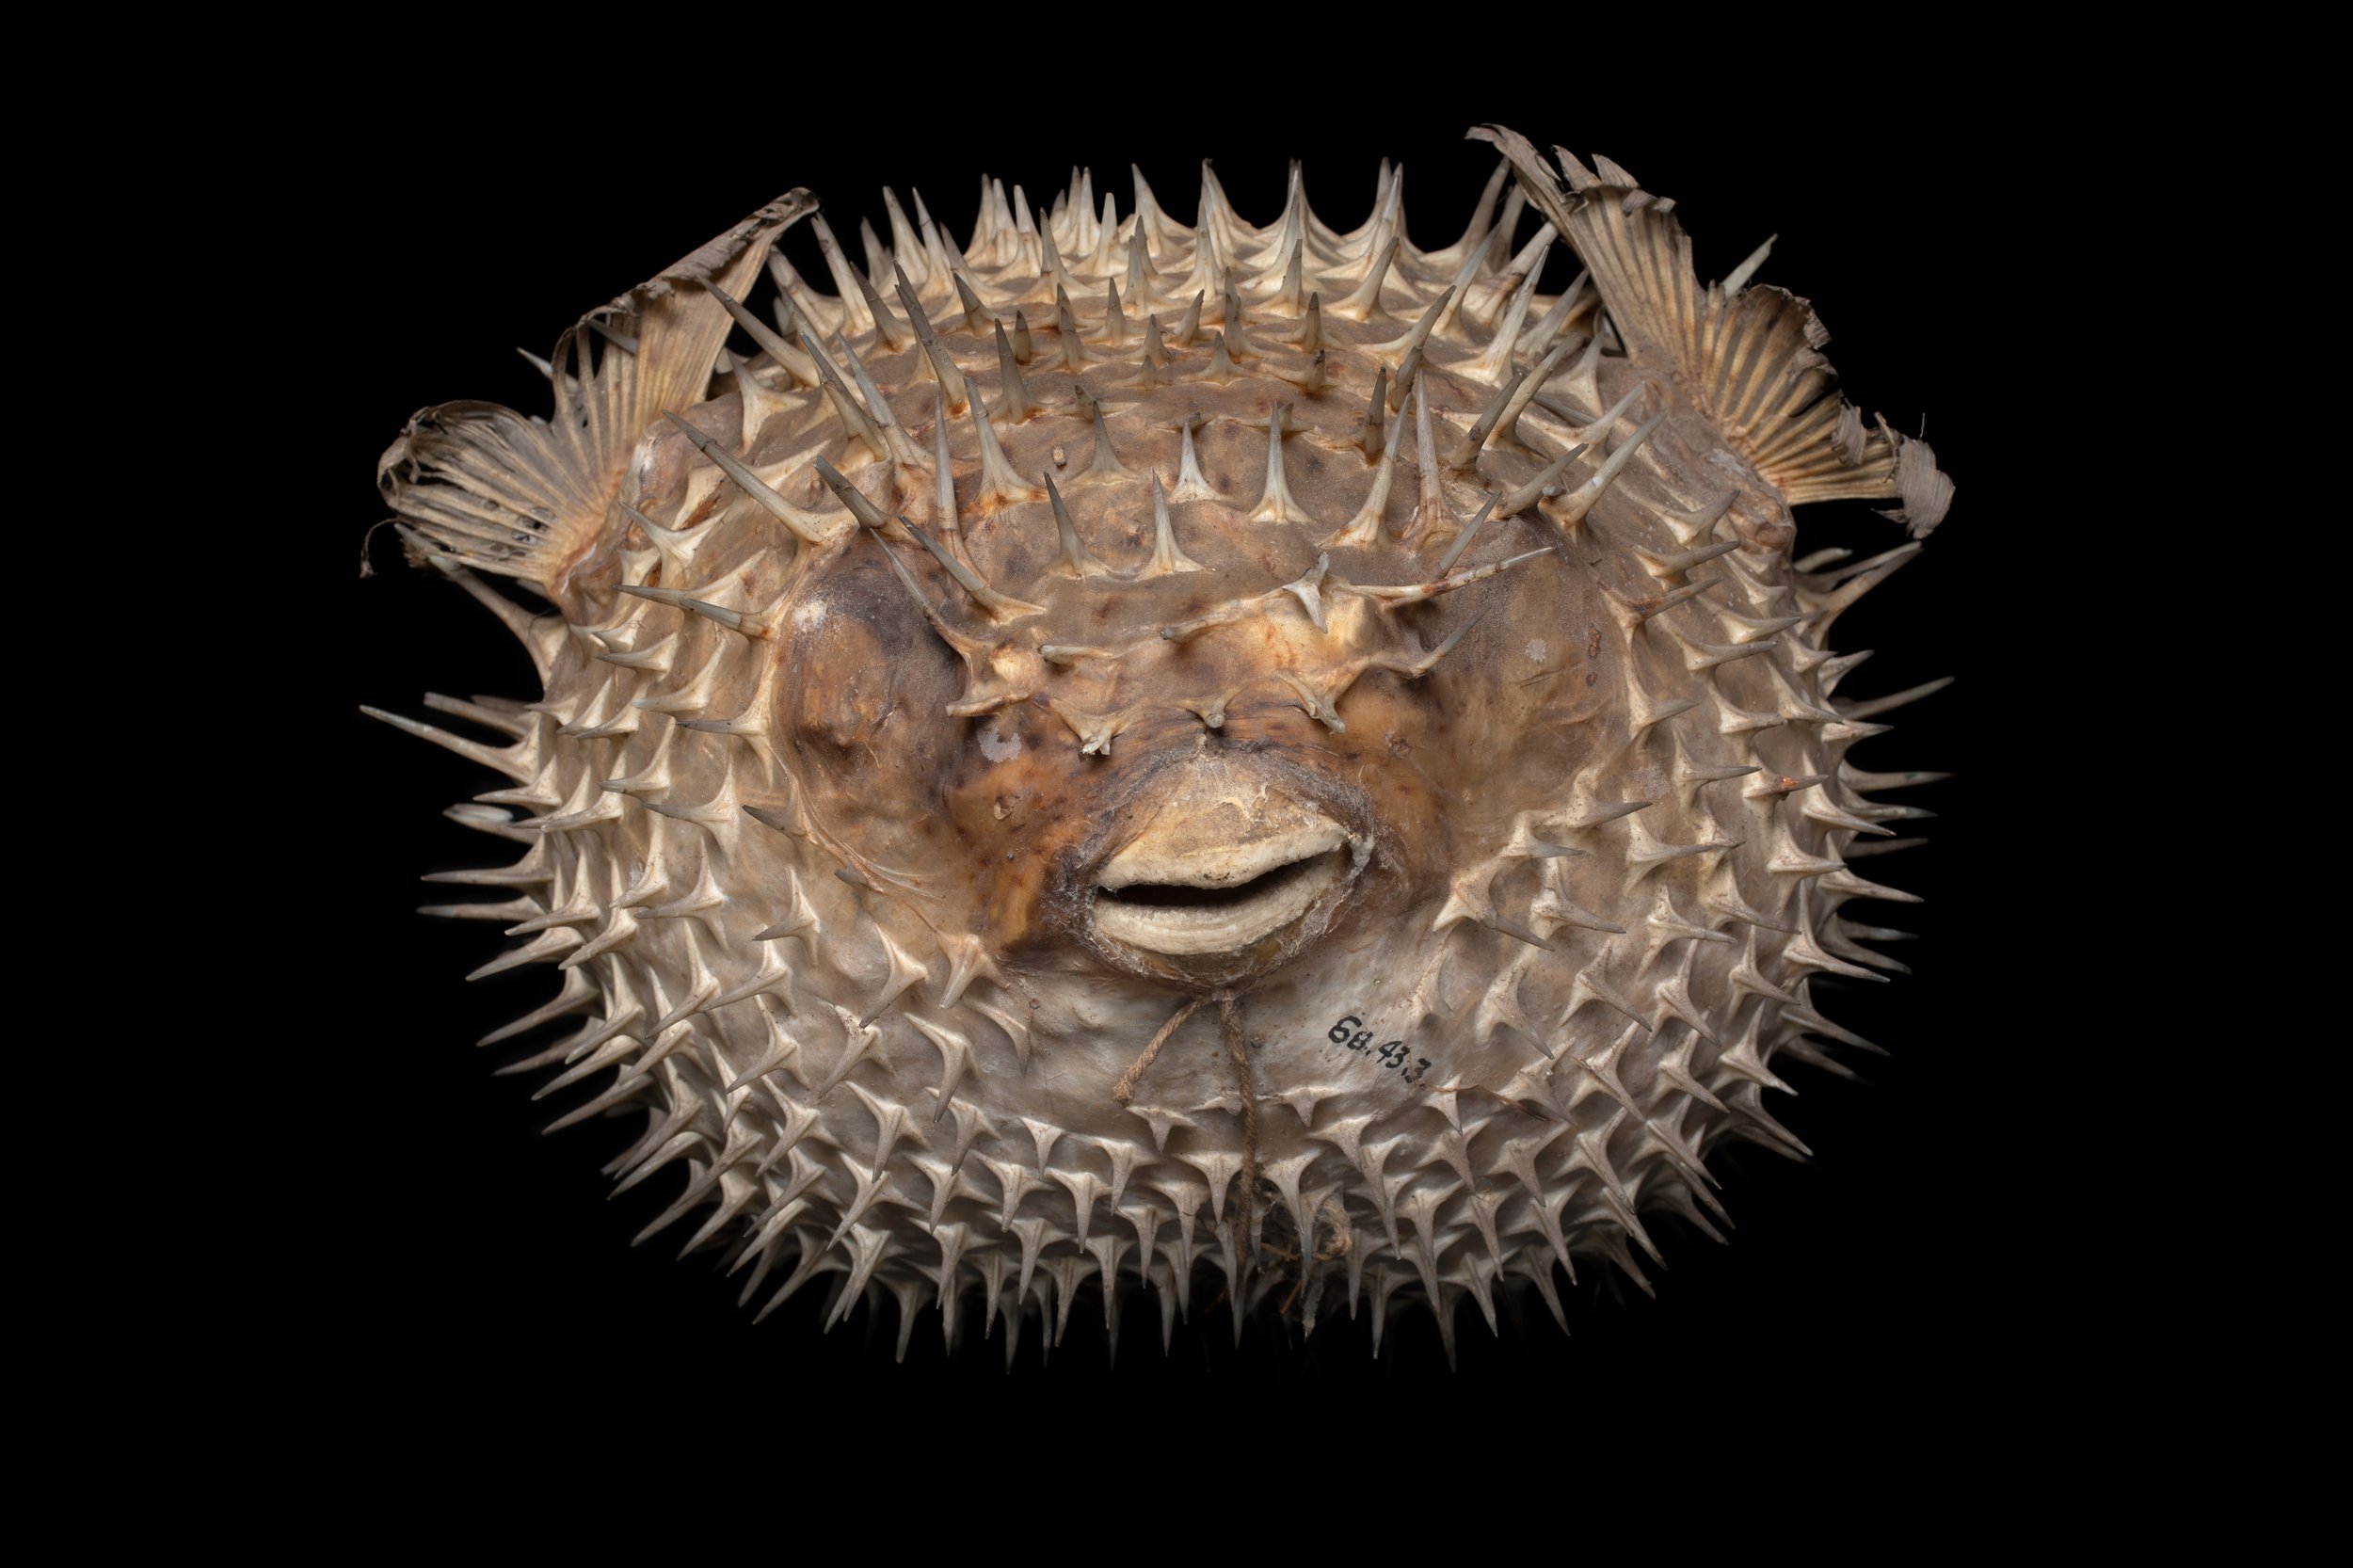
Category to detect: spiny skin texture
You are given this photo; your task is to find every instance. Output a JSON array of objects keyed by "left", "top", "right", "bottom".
[{"left": 372, "top": 127, "right": 1952, "bottom": 1363}]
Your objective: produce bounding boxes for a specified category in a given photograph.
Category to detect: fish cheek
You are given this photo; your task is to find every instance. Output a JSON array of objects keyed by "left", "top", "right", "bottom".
[
  {"left": 939, "top": 702, "right": 1094, "bottom": 951},
  {"left": 1329, "top": 677, "right": 1455, "bottom": 891}
]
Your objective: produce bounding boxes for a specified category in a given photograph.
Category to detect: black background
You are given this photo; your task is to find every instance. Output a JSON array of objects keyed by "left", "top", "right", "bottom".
[{"left": 278, "top": 77, "right": 2093, "bottom": 1473}]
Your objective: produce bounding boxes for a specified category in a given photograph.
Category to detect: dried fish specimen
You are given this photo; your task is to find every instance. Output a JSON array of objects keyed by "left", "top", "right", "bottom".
[{"left": 367, "top": 126, "right": 1952, "bottom": 1363}]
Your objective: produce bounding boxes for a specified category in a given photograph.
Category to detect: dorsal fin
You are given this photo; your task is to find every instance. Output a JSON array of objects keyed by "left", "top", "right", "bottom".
[
  {"left": 1469, "top": 124, "right": 1950, "bottom": 538},
  {"left": 378, "top": 190, "right": 817, "bottom": 594}
]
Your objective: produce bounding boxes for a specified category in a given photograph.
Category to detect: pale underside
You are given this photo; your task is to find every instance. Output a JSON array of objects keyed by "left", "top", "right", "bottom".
[{"left": 376, "top": 128, "right": 1950, "bottom": 1363}]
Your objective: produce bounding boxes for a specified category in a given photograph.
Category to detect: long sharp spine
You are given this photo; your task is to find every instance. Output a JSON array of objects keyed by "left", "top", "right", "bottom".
[
  {"left": 662, "top": 412, "right": 837, "bottom": 545},
  {"left": 708, "top": 282, "right": 816, "bottom": 386},
  {"left": 1143, "top": 475, "right": 1205, "bottom": 576},
  {"left": 1044, "top": 472, "right": 1112, "bottom": 579},
  {"left": 1444, "top": 366, "right": 1530, "bottom": 472},
  {"left": 1555, "top": 412, "right": 1667, "bottom": 528},
  {"left": 896, "top": 265, "right": 968, "bottom": 413},
  {"left": 1360, "top": 367, "right": 1389, "bottom": 458},
  {"left": 991, "top": 320, "right": 1034, "bottom": 422},
  {"left": 1495, "top": 444, "right": 1589, "bottom": 519},
  {"left": 1247, "top": 402, "right": 1303, "bottom": 524}
]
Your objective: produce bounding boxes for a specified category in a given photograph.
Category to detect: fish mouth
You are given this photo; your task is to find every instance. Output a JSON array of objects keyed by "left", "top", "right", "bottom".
[
  {"left": 1095, "top": 827, "right": 1351, "bottom": 956},
  {"left": 1080, "top": 754, "right": 1370, "bottom": 969}
]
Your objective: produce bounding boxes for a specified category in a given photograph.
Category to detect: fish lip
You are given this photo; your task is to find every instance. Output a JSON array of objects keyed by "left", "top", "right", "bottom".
[
  {"left": 1097, "top": 819, "right": 1350, "bottom": 892},
  {"left": 1092, "top": 845, "right": 1353, "bottom": 957}
]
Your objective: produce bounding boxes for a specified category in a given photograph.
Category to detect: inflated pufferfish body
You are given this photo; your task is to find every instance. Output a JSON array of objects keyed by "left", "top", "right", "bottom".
[{"left": 372, "top": 125, "right": 1953, "bottom": 1362}]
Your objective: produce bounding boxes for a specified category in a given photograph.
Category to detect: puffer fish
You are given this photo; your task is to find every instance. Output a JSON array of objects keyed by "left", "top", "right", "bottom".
[{"left": 365, "top": 123, "right": 1953, "bottom": 1365}]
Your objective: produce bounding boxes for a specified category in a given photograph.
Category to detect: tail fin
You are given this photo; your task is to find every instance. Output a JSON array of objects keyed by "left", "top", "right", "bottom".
[
  {"left": 377, "top": 190, "right": 818, "bottom": 594},
  {"left": 1470, "top": 126, "right": 1950, "bottom": 539}
]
